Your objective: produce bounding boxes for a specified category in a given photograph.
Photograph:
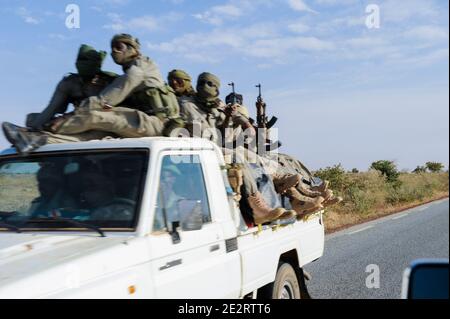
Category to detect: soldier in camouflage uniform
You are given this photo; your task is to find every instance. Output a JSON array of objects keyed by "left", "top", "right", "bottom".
[
  {"left": 180, "top": 72, "right": 255, "bottom": 144},
  {"left": 168, "top": 69, "right": 196, "bottom": 98},
  {"left": 225, "top": 92, "right": 250, "bottom": 121},
  {"left": 26, "top": 44, "right": 118, "bottom": 131},
  {"left": 180, "top": 72, "right": 295, "bottom": 224},
  {"left": 2, "top": 34, "right": 182, "bottom": 154}
]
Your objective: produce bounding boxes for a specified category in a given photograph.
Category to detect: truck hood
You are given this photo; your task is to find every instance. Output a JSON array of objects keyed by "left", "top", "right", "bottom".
[{"left": 0, "top": 232, "right": 149, "bottom": 298}]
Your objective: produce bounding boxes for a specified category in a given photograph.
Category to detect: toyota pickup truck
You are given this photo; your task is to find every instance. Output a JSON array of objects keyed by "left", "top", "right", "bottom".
[{"left": 0, "top": 137, "right": 324, "bottom": 299}]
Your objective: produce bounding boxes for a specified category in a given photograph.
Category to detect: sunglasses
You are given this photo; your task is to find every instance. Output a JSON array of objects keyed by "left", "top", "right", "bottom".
[
  {"left": 198, "top": 80, "right": 217, "bottom": 87},
  {"left": 112, "top": 42, "right": 128, "bottom": 52}
]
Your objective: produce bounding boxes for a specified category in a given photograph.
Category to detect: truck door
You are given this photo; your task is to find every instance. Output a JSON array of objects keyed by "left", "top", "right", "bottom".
[{"left": 147, "top": 152, "right": 240, "bottom": 298}]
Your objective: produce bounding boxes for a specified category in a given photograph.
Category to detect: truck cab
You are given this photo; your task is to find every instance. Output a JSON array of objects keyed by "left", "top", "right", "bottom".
[{"left": 0, "top": 137, "right": 324, "bottom": 298}]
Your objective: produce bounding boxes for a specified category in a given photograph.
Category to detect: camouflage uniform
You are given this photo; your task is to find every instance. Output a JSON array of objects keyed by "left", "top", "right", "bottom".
[
  {"left": 180, "top": 97, "right": 249, "bottom": 144},
  {"left": 26, "top": 44, "right": 117, "bottom": 130},
  {"left": 53, "top": 35, "right": 180, "bottom": 138},
  {"left": 27, "top": 72, "right": 117, "bottom": 130}
]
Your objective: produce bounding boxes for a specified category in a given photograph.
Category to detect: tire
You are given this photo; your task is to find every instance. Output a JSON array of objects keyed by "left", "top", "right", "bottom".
[{"left": 259, "top": 263, "right": 301, "bottom": 299}]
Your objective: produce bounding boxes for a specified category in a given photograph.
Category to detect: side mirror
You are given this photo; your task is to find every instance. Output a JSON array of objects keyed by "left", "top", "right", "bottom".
[
  {"left": 177, "top": 199, "right": 203, "bottom": 231},
  {"left": 401, "top": 259, "right": 449, "bottom": 299}
]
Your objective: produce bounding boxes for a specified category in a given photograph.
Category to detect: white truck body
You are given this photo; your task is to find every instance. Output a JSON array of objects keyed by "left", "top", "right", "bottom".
[{"left": 0, "top": 138, "right": 324, "bottom": 298}]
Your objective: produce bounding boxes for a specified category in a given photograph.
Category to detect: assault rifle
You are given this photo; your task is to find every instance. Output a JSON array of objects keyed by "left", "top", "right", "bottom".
[{"left": 255, "top": 84, "right": 281, "bottom": 151}]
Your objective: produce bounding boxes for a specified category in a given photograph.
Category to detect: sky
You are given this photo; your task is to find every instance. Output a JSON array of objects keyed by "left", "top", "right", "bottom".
[{"left": 0, "top": 0, "right": 448, "bottom": 171}]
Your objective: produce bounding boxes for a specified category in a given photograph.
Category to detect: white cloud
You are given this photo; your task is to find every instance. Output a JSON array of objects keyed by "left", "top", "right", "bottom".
[
  {"left": 403, "top": 25, "right": 449, "bottom": 42},
  {"left": 48, "top": 33, "right": 68, "bottom": 41},
  {"left": 161, "top": 0, "right": 185, "bottom": 4},
  {"left": 346, "top": 37, "right": 388, "bottom": 48},
  {"left": 314, "top": 0, "right": 358, "bottom": 6},
  {"left": 246, "top": 36, "right": 334, "bottom": 58},
  {"left": 194, "top": 4, "right": 243, "bottom": 26},
  {"left": 288, "top": 0, "right": 317, "bottom": 13},
  {"left": 193, "top": 0, "right": 275, "bottom": 26},
  {"left": 128, "top": 16, "right": 159, "bottom": 31},
  {"left": 147, "top": 24, "right": 333, "bottom": 64},
  {"left": 103, "top": 13, "right": 125, "bottom": 31},
  {"left": 103, "top": 12, "right": 182, "bottom": 32},
  {"left": 382, "top": 0, "right": 439, "bottom": 23},
  {"left": 90, "top": 6, "right": 103, "bottom": 12},
  {"left": 101, "top": 0, "right": 130, "bottom": 5},
  {"left": 288, "top": 21, "right": 310, "bottom": 33},
  {"left": 16, "top": 7, "right": 40, "bottom": 24},
  {"left": 399, "top": 48, "right": 449, "bottom": 67}
]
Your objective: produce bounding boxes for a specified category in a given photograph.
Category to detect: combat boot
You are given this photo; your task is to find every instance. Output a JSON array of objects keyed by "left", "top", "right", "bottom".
[
  {"left": 296, "top": 182, "right": 323, "bottom": 197},
  {"left": 291, "top": 199, "right": 324, "bottom": 218},
  {"left": 227, "top": 165, "right": 243, "bottom": 202},
  {"left": 286, "top": 187, "right": 322, "bottom": 204},
  {"left": 2, "top": 122, "right": 47, "bottom": 155},
  {"left": 322, "top": 189, "right": 334, "bottom": 201},
  {"left": 248, "top": 192, "right": 293, "bottom": 224},
  {"left": 286, "top": 188, "right": 324, "bottom": 216},
  {"left": 273, "top": 174, "right": 300, "bottom": 194},
  {"left": 323, "top": 196, "right": 343, "bottom": 207},
  {"left": 311, "top": 180, "right": 329, "bottom": 193}
]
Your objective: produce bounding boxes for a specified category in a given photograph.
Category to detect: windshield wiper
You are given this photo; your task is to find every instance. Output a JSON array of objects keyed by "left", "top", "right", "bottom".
[
  {"left": 0, "top": 221, "right": 21, "bottom": 233},
  {"left": 23, "top": 216, "right": 105, "bottom": 237},
  {"left": 0, "top": 211, "right": 18, "bottom": 220}
]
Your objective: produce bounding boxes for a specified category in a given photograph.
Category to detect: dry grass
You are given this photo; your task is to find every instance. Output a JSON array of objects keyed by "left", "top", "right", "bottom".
[
  {"left": 0, "top": 174, "right": 38, "bottom": 212},
  {"left": 323, "top": 172, "right": 449, "bottom": 233}
]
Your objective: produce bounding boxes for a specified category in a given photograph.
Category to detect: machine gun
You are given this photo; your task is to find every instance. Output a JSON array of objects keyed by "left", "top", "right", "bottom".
[
  {"left": 226, "top": 82, "right": 243, "bottom": 106},
  {"left": 255, "top": 84, "right": 281, "bottom": 151}
]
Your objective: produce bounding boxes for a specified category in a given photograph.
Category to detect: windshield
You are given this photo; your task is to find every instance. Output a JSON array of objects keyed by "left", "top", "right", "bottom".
[{"left": 0, "top": 149, "right": 148, "bottom": 232}]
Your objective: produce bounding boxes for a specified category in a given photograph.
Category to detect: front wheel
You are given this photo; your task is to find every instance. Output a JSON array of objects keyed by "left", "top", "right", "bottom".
[{"left": 259, "top": 263, "right": 301, "bottom": 299}]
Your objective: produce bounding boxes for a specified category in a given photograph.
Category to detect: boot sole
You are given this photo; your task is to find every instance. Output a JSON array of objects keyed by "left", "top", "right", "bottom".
[{"left": 2, "top": 122, "right": 17, "bottom": 146}]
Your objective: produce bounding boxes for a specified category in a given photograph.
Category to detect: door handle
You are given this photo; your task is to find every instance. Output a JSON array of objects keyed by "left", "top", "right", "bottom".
[
  {"left": 159, "top": 259, "right": 182, "bottom": 271},
  {"left": 209, "top": 244, "right": 220, "bottom": 252}
]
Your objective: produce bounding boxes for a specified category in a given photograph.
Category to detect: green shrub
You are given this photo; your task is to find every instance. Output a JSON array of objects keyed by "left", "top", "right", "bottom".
[
  {"left": 426, "top": 162, "right": 444, "bottom": 173},
  {"left": 370, "top": 160, "right": 401, "bottom": 185},
  {"left": 413, "top": 166, "right": 427, "bottom": 174},
  {"left": 314, "top": 164, "right": 349, "bottom": 193}
]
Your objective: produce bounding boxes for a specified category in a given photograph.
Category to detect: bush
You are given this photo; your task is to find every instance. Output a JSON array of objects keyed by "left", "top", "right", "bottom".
[
  {"left": 413, "top": 166, "right": 427, "bottom": 174},
  {"left": 425, "top": 162, "right": 444, "bottom": 173},
  {"left": 370, "top": 160, "right": 400, "bottom": 184},
  {"left": 314, "top": 164, "right": 348, "bottom": 193}
]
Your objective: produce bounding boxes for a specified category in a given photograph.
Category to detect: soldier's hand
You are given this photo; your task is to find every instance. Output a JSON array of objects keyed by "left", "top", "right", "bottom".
[
  {"left": 225, "top": 104, "right": 238, "bottom": 116},
  {"left": 242, "top": 121, "right": 256, "bottom": 137}
]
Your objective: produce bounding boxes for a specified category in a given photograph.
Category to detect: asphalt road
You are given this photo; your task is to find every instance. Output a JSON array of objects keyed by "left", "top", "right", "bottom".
[{"left": 304, "top": 198, "right": 449, "bottom": 299}]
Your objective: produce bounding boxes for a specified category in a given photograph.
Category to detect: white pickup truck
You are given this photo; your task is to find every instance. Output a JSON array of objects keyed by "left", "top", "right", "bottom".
[{"left": 0, "top": 137, "right": 324, "bottom": 299}]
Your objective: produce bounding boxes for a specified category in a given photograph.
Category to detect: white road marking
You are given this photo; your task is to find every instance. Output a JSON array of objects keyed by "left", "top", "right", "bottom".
[
  {"left": 417, "top": 206, "right": 429, "bottom": 211},
  {"left": 392, "top": 214, "right": 408, "bottom": 220},
  {"left": 347, "top": 225, "right": 373, "bottom": 235}
]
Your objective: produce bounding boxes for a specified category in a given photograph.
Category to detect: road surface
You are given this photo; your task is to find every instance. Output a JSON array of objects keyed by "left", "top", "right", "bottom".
[{"left": 304, "top": 198, "right": 449, "bottom": 299}]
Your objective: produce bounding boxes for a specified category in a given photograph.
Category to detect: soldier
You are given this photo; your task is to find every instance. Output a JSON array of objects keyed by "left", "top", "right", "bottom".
[
  {"left": 29, "top": 163, "right": 77, "bottom": 217},
  {"left": 179, "top": 72, "right": 295, "bottom": 224},
  {"left": 80, "top": 169, "right": 135, "bottom": 222},
  {"left": 167, "top": 69, "right": 196, "bottom": 98},
  {"left": 26, "top": 44, "right": 118, "bottom": 131},
  {"left": 225, "top": 92, "right": 250, "bottom": 120},
  {"left": 2, "top": 33, "right": 182, "bottom": 155},
  {"left": 180, "top": 72, "right": 255, "bottom": 144}
]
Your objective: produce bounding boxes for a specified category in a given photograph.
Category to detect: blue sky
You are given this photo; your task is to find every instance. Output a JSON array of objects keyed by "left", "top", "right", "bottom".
[{"left": 0, "top": 0, "right": 448, "bottom": 171}]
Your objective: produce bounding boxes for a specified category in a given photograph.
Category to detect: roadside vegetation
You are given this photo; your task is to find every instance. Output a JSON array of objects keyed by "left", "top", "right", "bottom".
[{"left": 315, "top": 161, "right": 449, "bottom": 233}]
